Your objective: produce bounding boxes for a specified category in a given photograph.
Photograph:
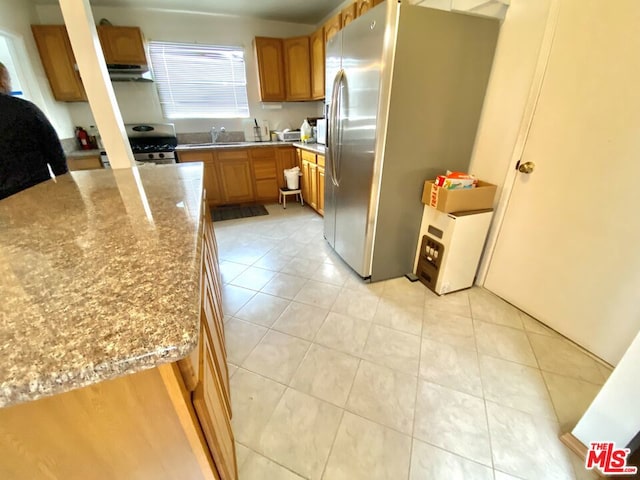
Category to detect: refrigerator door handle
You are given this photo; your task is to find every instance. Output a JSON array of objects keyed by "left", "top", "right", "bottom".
[{"left": 329, "top": 69, "right": 345, "bottom": 187}]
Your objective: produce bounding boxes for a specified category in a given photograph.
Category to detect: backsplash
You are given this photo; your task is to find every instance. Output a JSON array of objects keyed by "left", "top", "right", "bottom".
[{"left": 60, "top": 137, "right": 79, "bottom": 154}]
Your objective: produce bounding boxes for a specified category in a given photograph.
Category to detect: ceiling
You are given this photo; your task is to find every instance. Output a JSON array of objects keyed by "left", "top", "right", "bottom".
[{"left": 33, "top": 0, "right": 346, "bottom": 25}]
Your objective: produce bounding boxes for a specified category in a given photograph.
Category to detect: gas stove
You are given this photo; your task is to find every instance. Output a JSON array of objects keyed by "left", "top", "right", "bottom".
[{"left": 127, "top": 123, "right": 177, "bottom": 164}]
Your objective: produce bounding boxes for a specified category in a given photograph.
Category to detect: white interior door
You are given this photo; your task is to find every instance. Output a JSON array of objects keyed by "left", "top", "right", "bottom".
[{"left": 484, "top": 0, "right": 640, "bottom": 365}]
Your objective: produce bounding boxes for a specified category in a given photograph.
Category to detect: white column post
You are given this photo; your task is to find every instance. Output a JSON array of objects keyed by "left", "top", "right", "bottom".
[{"left": 58, "top": 0, "right": 134, "bottom": 169}]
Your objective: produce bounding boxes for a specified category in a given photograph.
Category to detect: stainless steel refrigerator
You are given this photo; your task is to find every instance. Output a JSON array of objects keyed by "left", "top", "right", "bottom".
[{"left": 324, "top": 2, "right": 499, "bottom": 281}]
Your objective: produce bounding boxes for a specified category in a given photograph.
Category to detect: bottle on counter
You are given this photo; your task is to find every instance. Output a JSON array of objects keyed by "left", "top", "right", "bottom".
[
  {"left": 300, "top": 119, "right": 312, "bottom": 143},
  {"left": 87, "top": 125, "right": 100, "bottom": 149},
  {"left": 75, "top": 126, "right": 91, "bottom": 150}
]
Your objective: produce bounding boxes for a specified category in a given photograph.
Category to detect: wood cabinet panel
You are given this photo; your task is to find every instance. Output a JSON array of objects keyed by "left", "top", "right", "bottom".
[
  {"left": 276, "top": 147, "right": 297, "bottom": 189},
  {"left": 310, "top": 28, "right": 325, "bottom": 100},
  {"left": 255, "top": 37, "right": 286, "bottom": 102},
  {"left": 0, "top": 365, "right": 219, "bottom": 480},
  {"left": 300, "top": 150, "right": 317, "bottom": 164},
  {"left": 357, "top": 0, "right": 375, "bottom": 16},
  {"left": 178, "top": 151, "right": 224, "bottom": 206},
  {"left": 301, "top": 159, "right": 311, "bottom": 204},
  {"left": 318, "top": 166, "right": 325, "bottom": 216},
  {"left": 324, "top": 13, "right": 342, "bottom": 44},
  {"left": 98, "top": 26, "right": 146, "bottom": 65},
  {"left": 309, "top": 162, "right": 318, "bottom": 211},
  {"left": 193, "top": 321, "right": 237, "bottom": 480},
  {"left": 67, "top": 156, "right": 102, "bottom": 171},
  {"left": 219, "top": 159, "right": 254, "bottom": 203},
  {"left": 31, "top": 25, "right": 86, "bottom": 102},
  {"left": 341, "top": 3, "right": 357, "bottom": 28},
  {"left": 298, "top": 149, "right": 324, "bottom": 216},
  {"left": 283, "top": 36, "right": 311, "bottom": 101},
  {"left": 251, "top": 157, "right": 277, "bottom": 179}
]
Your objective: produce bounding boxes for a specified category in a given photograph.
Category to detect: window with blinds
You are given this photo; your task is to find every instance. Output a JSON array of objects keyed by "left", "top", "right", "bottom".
[{"left": 148, "top": 41, "right": 250, "bottom": 119}]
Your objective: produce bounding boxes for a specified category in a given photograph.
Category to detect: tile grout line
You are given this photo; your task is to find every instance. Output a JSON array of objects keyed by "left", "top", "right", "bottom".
[
  {"left": 470, "top": 293, "right": 498, "bottom": 475},
  {"left": 236, "top": 440, "right": 311, "bottom": 479}
]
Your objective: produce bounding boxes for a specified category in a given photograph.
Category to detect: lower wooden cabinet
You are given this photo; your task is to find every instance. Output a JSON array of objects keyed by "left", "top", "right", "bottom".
[
  {"left": 318, "top": 165, "right": 325, "bottom": 215},
  {"left": 177, "top": 150, "right": 224, "bottom": 205},
  {"left": 276, "top": 147, "right": 298, "bottom": 189},
  {"left": 0, "top": 199, "right": 236, "bottom": 480},
  {"left": 298, "top": 148, "right": 325, "bottom": 216},
  {"left": 251, "top": 148, "right": 279, "bottom": 202},
  {"left": 179, "top": 146, "right": 297, "bottom": 205},
  {"left": 67, "top": 155, "right": 103, "bottom": 171}
]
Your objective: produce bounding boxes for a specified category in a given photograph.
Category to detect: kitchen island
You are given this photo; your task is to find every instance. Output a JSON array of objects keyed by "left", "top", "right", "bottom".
[{"left": 0, "top": 164, "right": 236, "bottom": 479}]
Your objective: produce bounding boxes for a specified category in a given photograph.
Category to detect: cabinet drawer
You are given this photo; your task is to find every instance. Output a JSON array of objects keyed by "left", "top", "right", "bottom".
[
  {"left": 252, "top": 158, "right": 277, "bottom": 179},
  {"left": 300, "top": 150, "right": 316, "bottom": 164},
  {"left": 317, "top": 154, "right": 325, "bottom": 167},
  {"left": 217, "top": 149, "right": 249, "bottom": 161},
  {"left": 250, "top": 147, "right": 276, "bottom": 159}
]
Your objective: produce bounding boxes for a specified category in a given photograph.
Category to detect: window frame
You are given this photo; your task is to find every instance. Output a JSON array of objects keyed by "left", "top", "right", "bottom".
[{"left": 148, "top": 40, "right": 250, "bottom": 120}]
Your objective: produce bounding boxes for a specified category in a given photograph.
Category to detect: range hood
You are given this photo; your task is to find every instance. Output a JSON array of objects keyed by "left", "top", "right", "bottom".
[{"left": 107, "top": 64, "right": 153, "bottom": 82}]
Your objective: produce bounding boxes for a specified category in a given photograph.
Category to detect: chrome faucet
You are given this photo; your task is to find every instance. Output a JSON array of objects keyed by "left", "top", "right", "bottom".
[{"left": 211, "top": 126, "right": 226, "bottom": 143}]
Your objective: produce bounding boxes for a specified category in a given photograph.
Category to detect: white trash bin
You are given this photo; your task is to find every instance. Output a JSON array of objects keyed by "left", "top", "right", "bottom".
[{"left": 284, "top": 167, "right": 301, "bottom": 190}]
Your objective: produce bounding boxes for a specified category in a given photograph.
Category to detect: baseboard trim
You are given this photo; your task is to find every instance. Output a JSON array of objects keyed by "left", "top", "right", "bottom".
[{"left": 560, "top": 432, "right": 609, "bottom": 479}]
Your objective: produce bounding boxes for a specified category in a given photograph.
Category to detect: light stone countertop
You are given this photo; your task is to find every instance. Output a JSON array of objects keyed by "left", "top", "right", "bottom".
[
  {"left": 0, "top": 164, "right": 205, "bottom": 408},
  {"left": 292, "top": 142, "right": 326, "bottom": 155}
]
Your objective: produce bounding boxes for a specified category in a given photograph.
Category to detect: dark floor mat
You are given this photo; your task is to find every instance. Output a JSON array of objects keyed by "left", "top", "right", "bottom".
[{"left": 211, "top": 204, "right": 269, "bottom": 222}]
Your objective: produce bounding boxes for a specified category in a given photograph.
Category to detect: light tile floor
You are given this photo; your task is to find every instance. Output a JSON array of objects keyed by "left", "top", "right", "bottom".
[{"left": 215, "top": 204, "right": 611, "bottom": 480}]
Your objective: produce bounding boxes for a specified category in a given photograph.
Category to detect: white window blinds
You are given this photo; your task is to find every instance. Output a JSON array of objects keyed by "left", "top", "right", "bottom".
[{"left": 148, "top": 41, "right": 250, "bottom": 119}]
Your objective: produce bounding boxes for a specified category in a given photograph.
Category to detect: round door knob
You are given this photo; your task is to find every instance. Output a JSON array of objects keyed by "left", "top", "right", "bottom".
[{"left": 518, "top": 161, "right": 536, "bottom": 174}]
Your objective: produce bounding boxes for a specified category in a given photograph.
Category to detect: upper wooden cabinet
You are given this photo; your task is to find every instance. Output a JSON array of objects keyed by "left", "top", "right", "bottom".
[
  {"left": 341, "top": 3, "right": 357, "bottom": 28},
  {"left": 97, "top": 26, "right": 146, "bottom": 65},
  {"left": 357, "top": 0, "right": 375, "bottom": 16},
  {"left": 309, "top": 28, "right": 325, "bottom": 100},
  {"left": 324, "top": 13, "right": 342, "bottom": 44},
  {"left": 283, "top": 36, "right": 311, "bottom": 101},
  {"left": 31, "top": 25, "right": 86, "bottom": 102},
  {"left": 254, "top": 37, "right": 286, "bottom": 102}
]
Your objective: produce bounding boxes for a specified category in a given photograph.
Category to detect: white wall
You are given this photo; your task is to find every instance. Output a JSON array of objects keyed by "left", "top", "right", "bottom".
[
  {"left": 0, "top": 0, "right": 75, "bottom": 138},
  {"left": 573, "top": 329, "right": 640, "bottom": 447},
  {"left": 35, "top": 5, "right": 323, "bottom": 134}
]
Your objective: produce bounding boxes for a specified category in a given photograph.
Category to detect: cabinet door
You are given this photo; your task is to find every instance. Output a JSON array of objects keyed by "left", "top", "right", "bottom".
[
  {"left": 255, "top": 37, "right": 286, "bottom": 101},
  {"left": 309, "top": 162, "right": 318, "bottom": 211},
  {"left": 283, "top": 36, "right": 311, "bottom": 101},
  {"left": 192, "top": 321, "right": 237, "bottom": 480},
  {"left": 98, "top": 26, "right": 147, "bottom": 64},
  {"left": 317, "top": 166, "right": 325, "bottom": 216},
  {"left": 275, "top": 147, "right": 297, "bottom": 189},
  {"left": 310, "top": 28, "right": 325, "bottom": 100},
  {"left": 178, "top": 151, "right": 224, "bottom": 206},
  {"left": 341, "top": 3, "right": 357, "bottom": 28},
  {"left": 324, "top": 13, "right": 342, "bottom": 44},
  {"left": 31, "top": 25, "right": 86, "bottom": 102},
  {"left": 251, "top": 148, "right": 279, "bottom": 202},
  {"left": 217, "top": 150, "right": 254, "bottom": 203},
  {"left": 357, "top": 0, "right": 374, "bottom": 16},
  {"left": 301, "top": 159, "right": 311, "bottom": 204}
]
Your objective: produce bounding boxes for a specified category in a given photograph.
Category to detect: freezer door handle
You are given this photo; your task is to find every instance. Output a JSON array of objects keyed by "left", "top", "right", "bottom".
[{"left": 328, "top": 69, "right": 345, "bottom": 187}]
